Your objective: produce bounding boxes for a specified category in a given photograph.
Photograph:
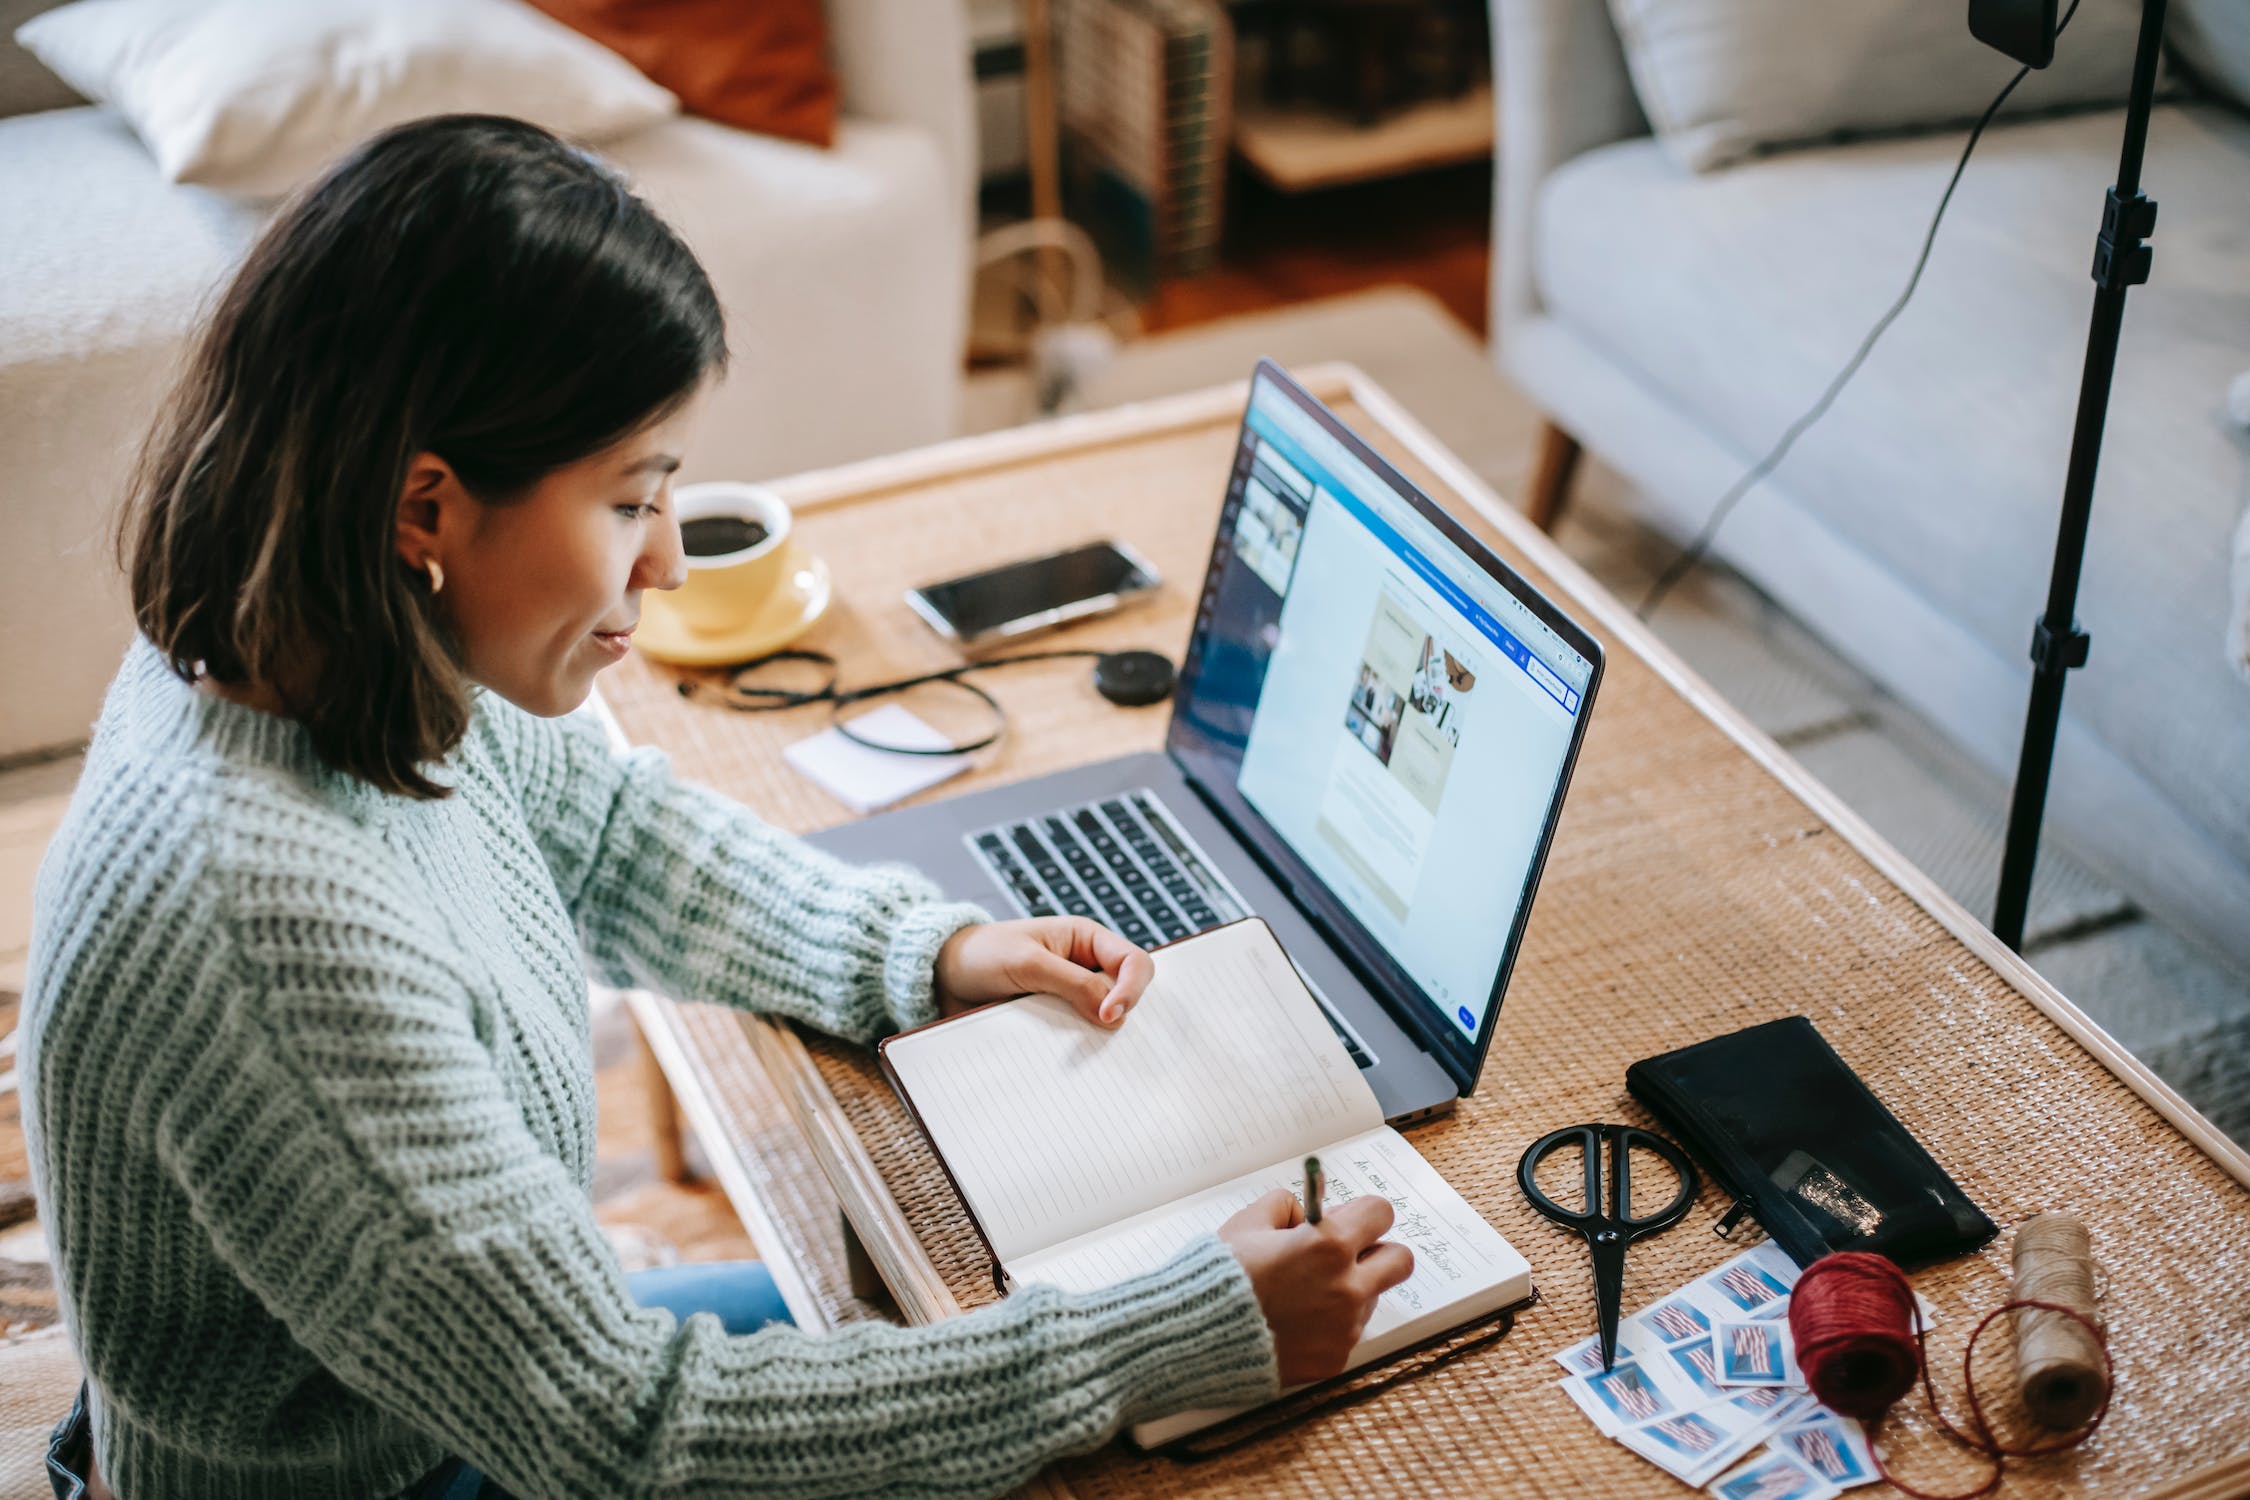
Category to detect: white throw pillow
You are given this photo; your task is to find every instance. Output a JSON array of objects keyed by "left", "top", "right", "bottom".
[
  {"left": 1605, "top": 0, "right": 2148, "bottom": 172},
  {"left": 15, "top": 0, "right": 678, "bottom": 199}
]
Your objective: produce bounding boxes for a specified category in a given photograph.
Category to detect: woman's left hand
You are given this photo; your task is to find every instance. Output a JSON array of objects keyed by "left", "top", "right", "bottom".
[{"left": 933, "top": 918, "right": 1155, "bottom": 1027}]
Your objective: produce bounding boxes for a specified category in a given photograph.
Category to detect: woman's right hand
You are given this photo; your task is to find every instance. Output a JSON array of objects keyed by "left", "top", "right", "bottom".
[{"left": 1217, "top": 1189, "right": 1414, "bottom": 1386}]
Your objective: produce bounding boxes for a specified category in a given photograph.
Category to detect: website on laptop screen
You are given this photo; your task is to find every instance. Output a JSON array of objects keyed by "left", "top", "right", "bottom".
[{"left": 1210, "top": 374, "right": 1593, "bottom": 1047}]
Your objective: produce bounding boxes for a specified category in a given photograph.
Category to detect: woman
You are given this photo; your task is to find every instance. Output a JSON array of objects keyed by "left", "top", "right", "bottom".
[{"left": 23, "top": 116, "right": 1409, "bottom": 1500}]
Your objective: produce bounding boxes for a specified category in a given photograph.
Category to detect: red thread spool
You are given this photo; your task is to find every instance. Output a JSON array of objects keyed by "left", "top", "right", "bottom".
[
  {"left": 1787, "top": 1240, "right": 2113, "bottom": 1500},
  {"left": 1790, "top": 1251, "right": 1922, "bottom": 1420}
]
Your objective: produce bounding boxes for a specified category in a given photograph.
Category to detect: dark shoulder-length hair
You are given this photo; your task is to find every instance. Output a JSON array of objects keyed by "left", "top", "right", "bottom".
[{"left": 122, "top": 114, "right": 727, "bottom": 798}]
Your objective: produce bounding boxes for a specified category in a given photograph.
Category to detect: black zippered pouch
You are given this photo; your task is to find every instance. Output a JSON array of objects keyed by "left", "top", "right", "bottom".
[{"left": 1626, "top": 1017, "right": 1997, "bottom": 1269}]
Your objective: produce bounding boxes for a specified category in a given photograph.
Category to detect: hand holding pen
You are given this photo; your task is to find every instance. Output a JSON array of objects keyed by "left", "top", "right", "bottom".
[{"left": 1214, "top": 1159, "right": 1414, "bottom": 1385}]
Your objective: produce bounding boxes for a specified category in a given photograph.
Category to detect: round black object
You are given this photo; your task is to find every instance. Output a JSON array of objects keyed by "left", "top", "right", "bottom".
[{"left": 1093, "top": 651, "right": 1176, "bottom": 707}]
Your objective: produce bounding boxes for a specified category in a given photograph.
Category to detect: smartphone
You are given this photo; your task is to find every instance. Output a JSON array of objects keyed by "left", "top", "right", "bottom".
[{"left": 906, "top": 540, "right": 1161, "bottom": 646}]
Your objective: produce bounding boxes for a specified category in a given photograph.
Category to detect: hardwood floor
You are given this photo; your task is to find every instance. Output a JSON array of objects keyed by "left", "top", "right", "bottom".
[
  {"left": 1142, "top": 161, "right": 1492, "bottom": 338},
  {"left": 590, "top": 997, "right": 759, "bottom": 1267}
]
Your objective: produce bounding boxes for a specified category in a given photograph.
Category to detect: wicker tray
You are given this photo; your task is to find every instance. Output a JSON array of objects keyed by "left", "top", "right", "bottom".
[{"left": 600, "top": 369, "right": 2250, "bottom": 1499}]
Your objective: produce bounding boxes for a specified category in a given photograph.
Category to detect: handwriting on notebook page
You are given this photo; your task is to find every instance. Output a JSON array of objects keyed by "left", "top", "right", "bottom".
[{"left": 1010, "top": 1126, "right": 1521, "bottom": 1335}]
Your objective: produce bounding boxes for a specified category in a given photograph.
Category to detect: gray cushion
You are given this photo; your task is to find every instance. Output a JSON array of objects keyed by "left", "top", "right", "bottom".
[
  {"left": 0, "top": 107, "right": 260, "bottom": 363},
  {"left": 1533, "top": 103, "right": 2250, "bottom": 868},
  {"left": 2172, "top": 0, "right": 2250, "bottom": 113},
  {"left": 1605, "top": 0, "right": 2147, "bottom": 171}
]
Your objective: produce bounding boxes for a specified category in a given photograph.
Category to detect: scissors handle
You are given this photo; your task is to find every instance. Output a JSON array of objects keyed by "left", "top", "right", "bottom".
[{"left": 1515, "top": 1123, "right": 1699, "bottom": 1238}]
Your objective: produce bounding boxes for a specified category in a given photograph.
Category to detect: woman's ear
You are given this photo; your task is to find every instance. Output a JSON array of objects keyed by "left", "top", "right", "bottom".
[{"left": 394, "top": 452, "right": 465, "bottom": 571}]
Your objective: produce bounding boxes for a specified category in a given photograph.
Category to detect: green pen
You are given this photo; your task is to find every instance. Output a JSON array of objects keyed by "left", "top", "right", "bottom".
[{"left": 1303, "top": 1155, "right": 1324, "bottom": 1226}]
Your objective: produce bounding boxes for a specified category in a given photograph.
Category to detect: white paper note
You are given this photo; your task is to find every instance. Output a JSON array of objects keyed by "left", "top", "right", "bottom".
[{"left": 782, "top": 704, "right": 972, "bottom": 813}]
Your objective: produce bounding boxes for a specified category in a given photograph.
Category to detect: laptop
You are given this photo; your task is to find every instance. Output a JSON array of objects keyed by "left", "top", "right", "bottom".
[{"left": 811, "top": 360, "right": 1604, "bottom": 1125}]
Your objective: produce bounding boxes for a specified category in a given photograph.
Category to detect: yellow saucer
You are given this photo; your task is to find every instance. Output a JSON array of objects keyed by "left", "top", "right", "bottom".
[{"left": 635, "top": 552, "right": 833, "bottom": 667}]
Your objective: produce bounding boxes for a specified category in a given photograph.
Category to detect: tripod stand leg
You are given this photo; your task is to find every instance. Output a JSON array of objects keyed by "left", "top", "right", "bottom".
[{"left": 1992, "top": 0, "right": 2168, "bottom": 951}]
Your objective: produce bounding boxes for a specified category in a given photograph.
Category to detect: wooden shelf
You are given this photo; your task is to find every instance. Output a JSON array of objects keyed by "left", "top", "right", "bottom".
[{"left": 1234, "top": 82, "right": 1492, "bottom": 193}]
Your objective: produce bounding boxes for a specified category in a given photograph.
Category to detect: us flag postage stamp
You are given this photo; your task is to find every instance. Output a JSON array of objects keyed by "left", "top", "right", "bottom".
[
  {"left": 1709, "top": 1447, "right": 1842, "bottom": 1500},
  {"left": 1770, "top": 1412, "right": 1878, "bottom": 1488},
  {"left": 1559, "top": 1358, "right": 1678, "bottom": 1434},
  {"left": 1714, "top": 1319, "right": 1802, "bottom": 1387}
]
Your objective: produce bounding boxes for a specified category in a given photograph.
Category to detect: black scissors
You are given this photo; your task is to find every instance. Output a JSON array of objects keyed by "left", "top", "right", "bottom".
[{"left": 1517, "top": 1123, "right": 1699, "bottom": 1371}]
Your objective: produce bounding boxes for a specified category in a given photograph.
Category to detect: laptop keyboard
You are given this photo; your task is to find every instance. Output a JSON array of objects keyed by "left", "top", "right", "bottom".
[
  {"left": 975, "top": 792, "right": 1223, "bottom": 942},
  {"left": 968, "top": 789, "right": 1375, "bottom": 1068}
]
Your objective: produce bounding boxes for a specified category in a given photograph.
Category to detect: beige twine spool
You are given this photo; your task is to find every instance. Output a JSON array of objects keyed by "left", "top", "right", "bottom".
[{"left": 2012, "top": 1212, "right": 2108, "bottom": 1430}]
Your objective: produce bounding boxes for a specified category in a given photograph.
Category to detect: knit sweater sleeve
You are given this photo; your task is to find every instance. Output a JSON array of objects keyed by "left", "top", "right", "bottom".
[
  {"left": 487, "top": 699, "right": 986, "bottom": 1041},
  {"left": 165, "top": 870, "right": 1277, "bottom": 1498}
]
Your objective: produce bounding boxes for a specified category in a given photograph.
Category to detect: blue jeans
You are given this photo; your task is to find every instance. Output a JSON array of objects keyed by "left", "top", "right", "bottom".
[
  {"left": 45, "top": 1261, "right": 794, "bottom": 1500},
  {"left": 43, "top": 1387, "right": 93, "bottom": 1500},
  {"left": 404, "top": 1261, "right": 794, "bottom": 1500}
]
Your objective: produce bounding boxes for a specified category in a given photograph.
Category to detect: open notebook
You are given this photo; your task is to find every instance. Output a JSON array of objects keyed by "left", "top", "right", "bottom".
[{"left": 879, "top": 917, "right": 1533, "bottom": 1447}]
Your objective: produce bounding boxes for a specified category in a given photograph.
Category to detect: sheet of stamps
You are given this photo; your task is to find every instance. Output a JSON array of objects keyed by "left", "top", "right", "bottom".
[
  {"left": 1554, "top": 1243, "right": 1802, "bottom": 1367},
  {"left": 1708, "top": 1447, "right": 1844, "bottom": 1500},
  {"left": 1646, "top": 1242, "right": 1798, "bottom": 1332},
  {"left": 1613, "top": 1385, "right": 1815, "bottom": 1488},
  {"left": 1549, "top": 1242, "right": 1828, "bottom": 1483},
  {"left": 1767, "top": 1411, "right": 1879, "bottom": 1489}
]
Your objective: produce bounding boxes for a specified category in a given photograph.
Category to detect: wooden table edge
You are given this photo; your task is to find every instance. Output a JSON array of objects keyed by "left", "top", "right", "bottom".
[
  {"left": 591, "top": 365, "right": 2250, "bottom": 1496},
  {"left": 2143, "top": 1454, "right": 2250, "bottom": 1500},
  {"left": 612, "top": 986, "right": 836, "bottom": 1329}
]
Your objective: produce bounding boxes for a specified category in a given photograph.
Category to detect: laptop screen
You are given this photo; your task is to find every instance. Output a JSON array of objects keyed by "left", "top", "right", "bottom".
[{"left": 1167, "top": 362, "right": 1601, "bottom": 1092}]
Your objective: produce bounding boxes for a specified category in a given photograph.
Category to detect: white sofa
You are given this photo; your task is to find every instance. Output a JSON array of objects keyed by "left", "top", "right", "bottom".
[
  {"left": 1491, "top": 0, "right": 2250, "bottom": 976},
  {"left": 0, "top": 0, "right": 974, "bottom": 760}
]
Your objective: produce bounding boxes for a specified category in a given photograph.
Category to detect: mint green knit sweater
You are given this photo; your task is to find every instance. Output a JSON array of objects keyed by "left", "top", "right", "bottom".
[{"left": 22, "top": 641, "right": 1277, "bottom": 1499}]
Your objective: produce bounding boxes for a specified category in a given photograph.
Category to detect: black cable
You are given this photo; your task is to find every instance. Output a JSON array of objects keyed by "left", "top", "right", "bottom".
[
  {"left": 677, "top": 646, "right": 1116, "bottom": 755},
  {"left": 1635, "top": 0, "right": 2086, "bottom": 621}
]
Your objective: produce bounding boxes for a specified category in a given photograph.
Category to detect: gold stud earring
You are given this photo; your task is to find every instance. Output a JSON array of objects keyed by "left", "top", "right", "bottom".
[{"left": 424, "top": 557, "right": 445, "bottom": 595}]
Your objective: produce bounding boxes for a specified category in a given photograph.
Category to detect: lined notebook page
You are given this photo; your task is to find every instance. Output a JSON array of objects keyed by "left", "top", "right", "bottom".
[
  {"left": 883, "top": 919, "right": 1381, "bottom": 1263},
  {"left": 1007, "top": 1125, "right": 1533, "bottom": 1447}
]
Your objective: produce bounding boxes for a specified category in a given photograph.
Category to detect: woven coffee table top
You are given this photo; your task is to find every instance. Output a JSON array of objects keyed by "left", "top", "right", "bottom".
[{"left": 601, "top": 369, "right": 2250, "bottom": 1500}]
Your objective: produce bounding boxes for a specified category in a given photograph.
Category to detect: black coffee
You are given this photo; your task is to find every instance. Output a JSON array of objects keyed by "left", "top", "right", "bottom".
[{"left": 681, "top": 515, "right": 769, "bottom": 557}]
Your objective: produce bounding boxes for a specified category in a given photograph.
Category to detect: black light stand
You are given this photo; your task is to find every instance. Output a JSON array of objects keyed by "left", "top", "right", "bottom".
[{"left": 1991, "top": 0, "right": 2169, "bottom": 951}]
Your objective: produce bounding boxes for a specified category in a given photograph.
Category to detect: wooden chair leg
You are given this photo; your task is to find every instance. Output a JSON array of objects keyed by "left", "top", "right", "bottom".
[
  {"left": 637, "top": 1019, "right": 692, "bottom": 1184},
  {"left": 1525, "top": 420, "right": 1583, "bottom": 533}
]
